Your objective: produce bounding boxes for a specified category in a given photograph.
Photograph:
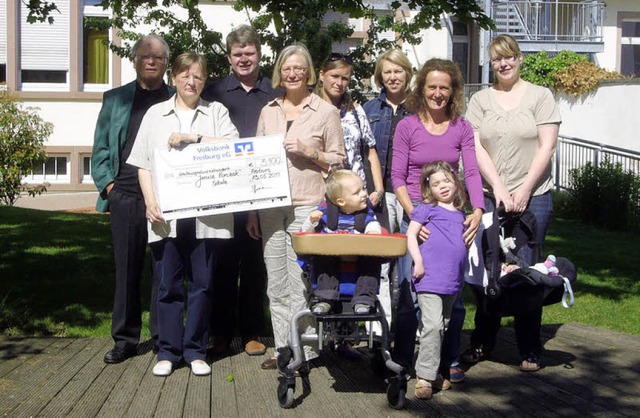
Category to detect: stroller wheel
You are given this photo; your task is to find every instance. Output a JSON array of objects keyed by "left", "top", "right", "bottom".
[
  {"left": 386, "top": 377, "right": 406, "bottom": 410},
  {"left": 277, "top": 379, "right": 295, "bottom": 408}
]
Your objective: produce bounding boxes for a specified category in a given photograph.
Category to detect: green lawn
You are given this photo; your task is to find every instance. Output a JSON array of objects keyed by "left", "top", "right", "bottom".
[{"left": 1, "top": 206, "right": 639, "bottom": 337}]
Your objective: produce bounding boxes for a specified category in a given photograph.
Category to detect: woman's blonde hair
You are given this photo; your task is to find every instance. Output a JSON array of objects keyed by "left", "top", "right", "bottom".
[
  {"left": 420, "top": 161, "right": 466, "bottom": 211},
  {"left": 315, "top": 55, "right": 353, "bottom": 111},
  {"left": 406, "top": 58, "right": 465, "bottom": 121},
  {"left": 488, "top": 35, "right": 523, "bottom": 85},
  {"left": 271, "top": 44, "right": 316, "bottom": 89},
  {"left": 171, "top": 52, "right": 207, "bottom": 79},
  {"left": 373, "top": 49, "right": 413, "bottom": 91}
]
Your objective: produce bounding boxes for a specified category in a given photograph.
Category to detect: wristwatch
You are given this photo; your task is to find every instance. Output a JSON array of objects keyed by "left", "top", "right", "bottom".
[
  {"left": 196, "top": 134, "right": 203, "bottom": 143},
  {"left": 312, "top": 149, "right": 319, "bottom": 160},
  {"left": 374, "top": 190, "right": 384, "bottom": 200}
]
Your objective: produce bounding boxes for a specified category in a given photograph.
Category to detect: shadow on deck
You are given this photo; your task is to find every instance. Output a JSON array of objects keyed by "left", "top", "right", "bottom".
[{"left": 1, "top": 322, "right": 639, "bottom": 417}]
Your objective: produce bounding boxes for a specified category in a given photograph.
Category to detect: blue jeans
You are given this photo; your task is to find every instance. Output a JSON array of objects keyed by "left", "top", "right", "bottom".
[{"left": 393, "top": 205, "right": 465, "bottom": 371}]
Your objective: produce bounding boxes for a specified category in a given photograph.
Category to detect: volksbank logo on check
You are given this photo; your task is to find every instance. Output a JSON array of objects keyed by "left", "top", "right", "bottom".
[{"left": 234, "top": 142, "right": 255, "bottom": 156}]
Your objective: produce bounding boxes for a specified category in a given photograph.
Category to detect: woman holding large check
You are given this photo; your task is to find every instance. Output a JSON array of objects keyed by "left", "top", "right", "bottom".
[
  {"left": 246, "top": 44, "right": 345, "bottom": 370},
  {"left": 128, "top": 52, "right": 239, "bottom": 377}
]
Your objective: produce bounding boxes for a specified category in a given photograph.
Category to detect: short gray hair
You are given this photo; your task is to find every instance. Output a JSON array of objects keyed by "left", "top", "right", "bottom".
[{"left": 131, "top": 34, "right": 170, "bottom": 62}]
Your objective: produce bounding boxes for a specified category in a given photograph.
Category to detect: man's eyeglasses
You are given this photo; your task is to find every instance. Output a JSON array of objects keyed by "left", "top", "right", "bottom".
[
  {"left": 327, "top": 52, "right": 353, "bottom": 65},
  {"left": 136, "top": 55, "right": 167, "bottom": 63},
  {"left": 490, "top": 55, "right": 518, "bottom": 65},
  {"left": 281, "top": 66, "right": 307, "bottom": 75}
]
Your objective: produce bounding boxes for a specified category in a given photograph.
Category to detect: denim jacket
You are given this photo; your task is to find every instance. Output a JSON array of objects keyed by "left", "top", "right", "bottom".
[{"left": 362, "top": 89, "right": 410, "bottom": 180}]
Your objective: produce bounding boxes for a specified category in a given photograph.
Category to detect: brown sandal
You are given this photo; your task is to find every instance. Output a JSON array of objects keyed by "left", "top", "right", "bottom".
[{"left": 415, "top": 377, "right": 433, "bottom": 399}]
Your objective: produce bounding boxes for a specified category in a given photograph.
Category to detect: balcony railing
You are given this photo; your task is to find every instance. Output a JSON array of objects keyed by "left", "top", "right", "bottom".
[{"left": 492, "top": 0, "right": 605, "bottom": 43}]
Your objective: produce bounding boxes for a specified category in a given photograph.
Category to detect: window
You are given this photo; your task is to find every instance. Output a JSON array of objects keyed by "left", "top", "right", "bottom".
[
  {"left": 83, "top": 1, "right": 112, "bottom": 88},
  {"left": 0, "top": 1, "right": 5, "bottom": 82},
  {"left": 28, "top": 156, "right": 70, "bottom": 183},
  {"left": 19, "top": 0, "right": 70, "bottom": 90},
  {"left": 621, "top": 20, "right": 640, "bottom": 76},
  {"left": 452, "top": 19, "right": 469, "bottom": 82},
  {"left": 82, "top": 155, "right": 92, "bottom": 182}
]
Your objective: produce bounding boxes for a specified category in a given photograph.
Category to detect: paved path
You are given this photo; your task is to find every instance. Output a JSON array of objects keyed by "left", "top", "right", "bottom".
[
  {"left": 1, "top": 322, "right": 638, "bottom": 417},
  {"left": 13, "top": 191, "right": 99, "bottom": 212}
]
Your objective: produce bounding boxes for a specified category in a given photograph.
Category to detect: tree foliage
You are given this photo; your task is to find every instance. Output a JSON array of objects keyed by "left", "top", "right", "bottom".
[
  {"left": 26, "top": 0, "right": 493, "bottom": 94},
  {"left": 0, "top": 91, "right": 52, "bottom": 206}
]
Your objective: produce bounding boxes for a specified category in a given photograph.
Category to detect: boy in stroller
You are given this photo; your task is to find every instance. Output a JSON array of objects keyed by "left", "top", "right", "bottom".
[
  {"left": 464, "top": 204, "right": 576, "bottom": 371},
  {"left": 301, "top": 169, "right": 382, "bottom": 315}
]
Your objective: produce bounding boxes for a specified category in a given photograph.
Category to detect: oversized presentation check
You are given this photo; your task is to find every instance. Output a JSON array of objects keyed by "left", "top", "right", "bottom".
[{"left": 153, "top": 134, "right": 291, "bottom": 220}]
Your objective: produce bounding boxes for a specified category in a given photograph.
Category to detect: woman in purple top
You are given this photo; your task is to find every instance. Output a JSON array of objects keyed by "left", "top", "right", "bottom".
[{"left": 391, "top": 58, "right": 484, "bottom": 384}]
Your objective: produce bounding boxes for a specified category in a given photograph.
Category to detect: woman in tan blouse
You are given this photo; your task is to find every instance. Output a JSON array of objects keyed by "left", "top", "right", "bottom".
[
  {"left": 464, "top": 35, "right": 561, "bottom": 372},
  {"left": 246, "top": 44, "right": 345, "bottom": 370}
]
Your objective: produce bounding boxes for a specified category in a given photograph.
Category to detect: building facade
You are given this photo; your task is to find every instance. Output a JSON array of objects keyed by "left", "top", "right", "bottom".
[{"left": 0, "top": 0, "right": 638, "bottom": 192}]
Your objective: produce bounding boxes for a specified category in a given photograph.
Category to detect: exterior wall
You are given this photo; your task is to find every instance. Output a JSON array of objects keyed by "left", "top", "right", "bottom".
[
  {"left": 556, "top": 80, "right": 640, "bottom": 152},
  {"left": 593, "top": 0, "right": 640, "bottom": 72}
]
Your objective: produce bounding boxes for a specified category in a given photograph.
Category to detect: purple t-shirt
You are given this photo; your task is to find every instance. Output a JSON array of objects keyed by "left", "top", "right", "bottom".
[
  {"left": 411, "top": 204, "right": 466, "bottom": 294},
  {"left": 391, "top": 114, "right": 484, "bottom": 210}
]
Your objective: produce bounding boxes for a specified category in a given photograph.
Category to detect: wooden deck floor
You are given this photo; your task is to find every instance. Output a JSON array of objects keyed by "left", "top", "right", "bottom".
[{"left": 1, "top": 322, "right": 639, "bottom": 417}]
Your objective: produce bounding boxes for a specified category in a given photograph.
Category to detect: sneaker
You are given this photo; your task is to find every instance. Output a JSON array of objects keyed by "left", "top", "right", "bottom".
[
  {"left": 449, "top": 366, "right": 466, "bottom": 383},
  {"left": 312, "top": 302, "right": 331, "bottom": 314},
  {"left": 353, "top": 303, "right": 370, "bottom": 314},
  {"left": 191, "top": 359, "right": 211, "bottom": 376},
  {"left": 152, "top": 360, "right": 173, "bottom": 376}
]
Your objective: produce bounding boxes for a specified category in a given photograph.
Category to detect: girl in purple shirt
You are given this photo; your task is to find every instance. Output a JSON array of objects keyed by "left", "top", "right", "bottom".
[{"left": 406, "top": 161, "right": 468, "bottom": 399}]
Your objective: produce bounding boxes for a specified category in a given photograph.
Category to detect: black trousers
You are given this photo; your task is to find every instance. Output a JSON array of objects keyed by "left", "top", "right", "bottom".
[
  {"left": 469, "top": 284, "right": 543, "bottom": 357},
  {"left": 210, "top": 212, "right": 266, "bottom": 340},
  {"left": 109, "top": 188, "right": 158, "bottom": 350}
]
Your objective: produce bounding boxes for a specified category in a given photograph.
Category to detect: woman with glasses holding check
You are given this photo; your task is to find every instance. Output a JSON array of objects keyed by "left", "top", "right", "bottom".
[{"left": 246, "top": 44, "right": 345, "bottom": 370}]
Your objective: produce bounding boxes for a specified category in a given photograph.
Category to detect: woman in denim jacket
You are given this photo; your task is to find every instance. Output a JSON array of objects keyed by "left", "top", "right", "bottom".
[{"left": 361, "top": 49, "right": 413, "bottom": 335}]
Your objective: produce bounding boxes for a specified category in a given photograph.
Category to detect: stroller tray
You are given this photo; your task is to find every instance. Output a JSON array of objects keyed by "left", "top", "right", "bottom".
[{"left": 292, "top": 232, "right": 407, "bottom": 257}]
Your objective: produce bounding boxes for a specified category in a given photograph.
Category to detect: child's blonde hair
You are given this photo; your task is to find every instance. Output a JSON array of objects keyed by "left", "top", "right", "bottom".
[
  {"left": 325, "top": 169, "right": 360, "bottom": 203},
  {"left": 420, "top": 161, "right": 466, "bottom": 210}
]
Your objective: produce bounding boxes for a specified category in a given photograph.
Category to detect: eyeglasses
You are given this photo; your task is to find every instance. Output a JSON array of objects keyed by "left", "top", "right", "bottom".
[
  {"left": 281, "top": 66, "right": 307, "bottom": 75},
  {"left": 490, "top": 55, "right": 518, "bottom": 65},
  {"left": 327, "top": 52, "right": 353, "bottom": 65},
  {"left": 136, "top": 54, "right": 167, "bottom": 63}
]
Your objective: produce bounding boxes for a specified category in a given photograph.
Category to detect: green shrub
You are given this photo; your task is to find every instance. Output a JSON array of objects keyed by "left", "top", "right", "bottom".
[
  {"left": 551, "top": 190, "right": 576, "bottom": 220},
  {"left": 521, "top": 50, "right": 587, "bottom": 88},
  {"left": 568, "top": 157, "right": 640, "bottom": 230}
]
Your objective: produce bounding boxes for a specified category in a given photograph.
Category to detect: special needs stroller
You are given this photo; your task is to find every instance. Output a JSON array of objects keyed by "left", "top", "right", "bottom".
[
  {"left": 275, "top": 232, "right": 408, "bottom": 409},
  {"left": 477, "top": 205, "right": 576, "bottom": 315}
]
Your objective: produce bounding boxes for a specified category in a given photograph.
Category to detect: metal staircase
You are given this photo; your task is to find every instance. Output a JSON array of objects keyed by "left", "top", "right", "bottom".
[{"left": 489, "top": 0, "right": 605, "bottom": 53}]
